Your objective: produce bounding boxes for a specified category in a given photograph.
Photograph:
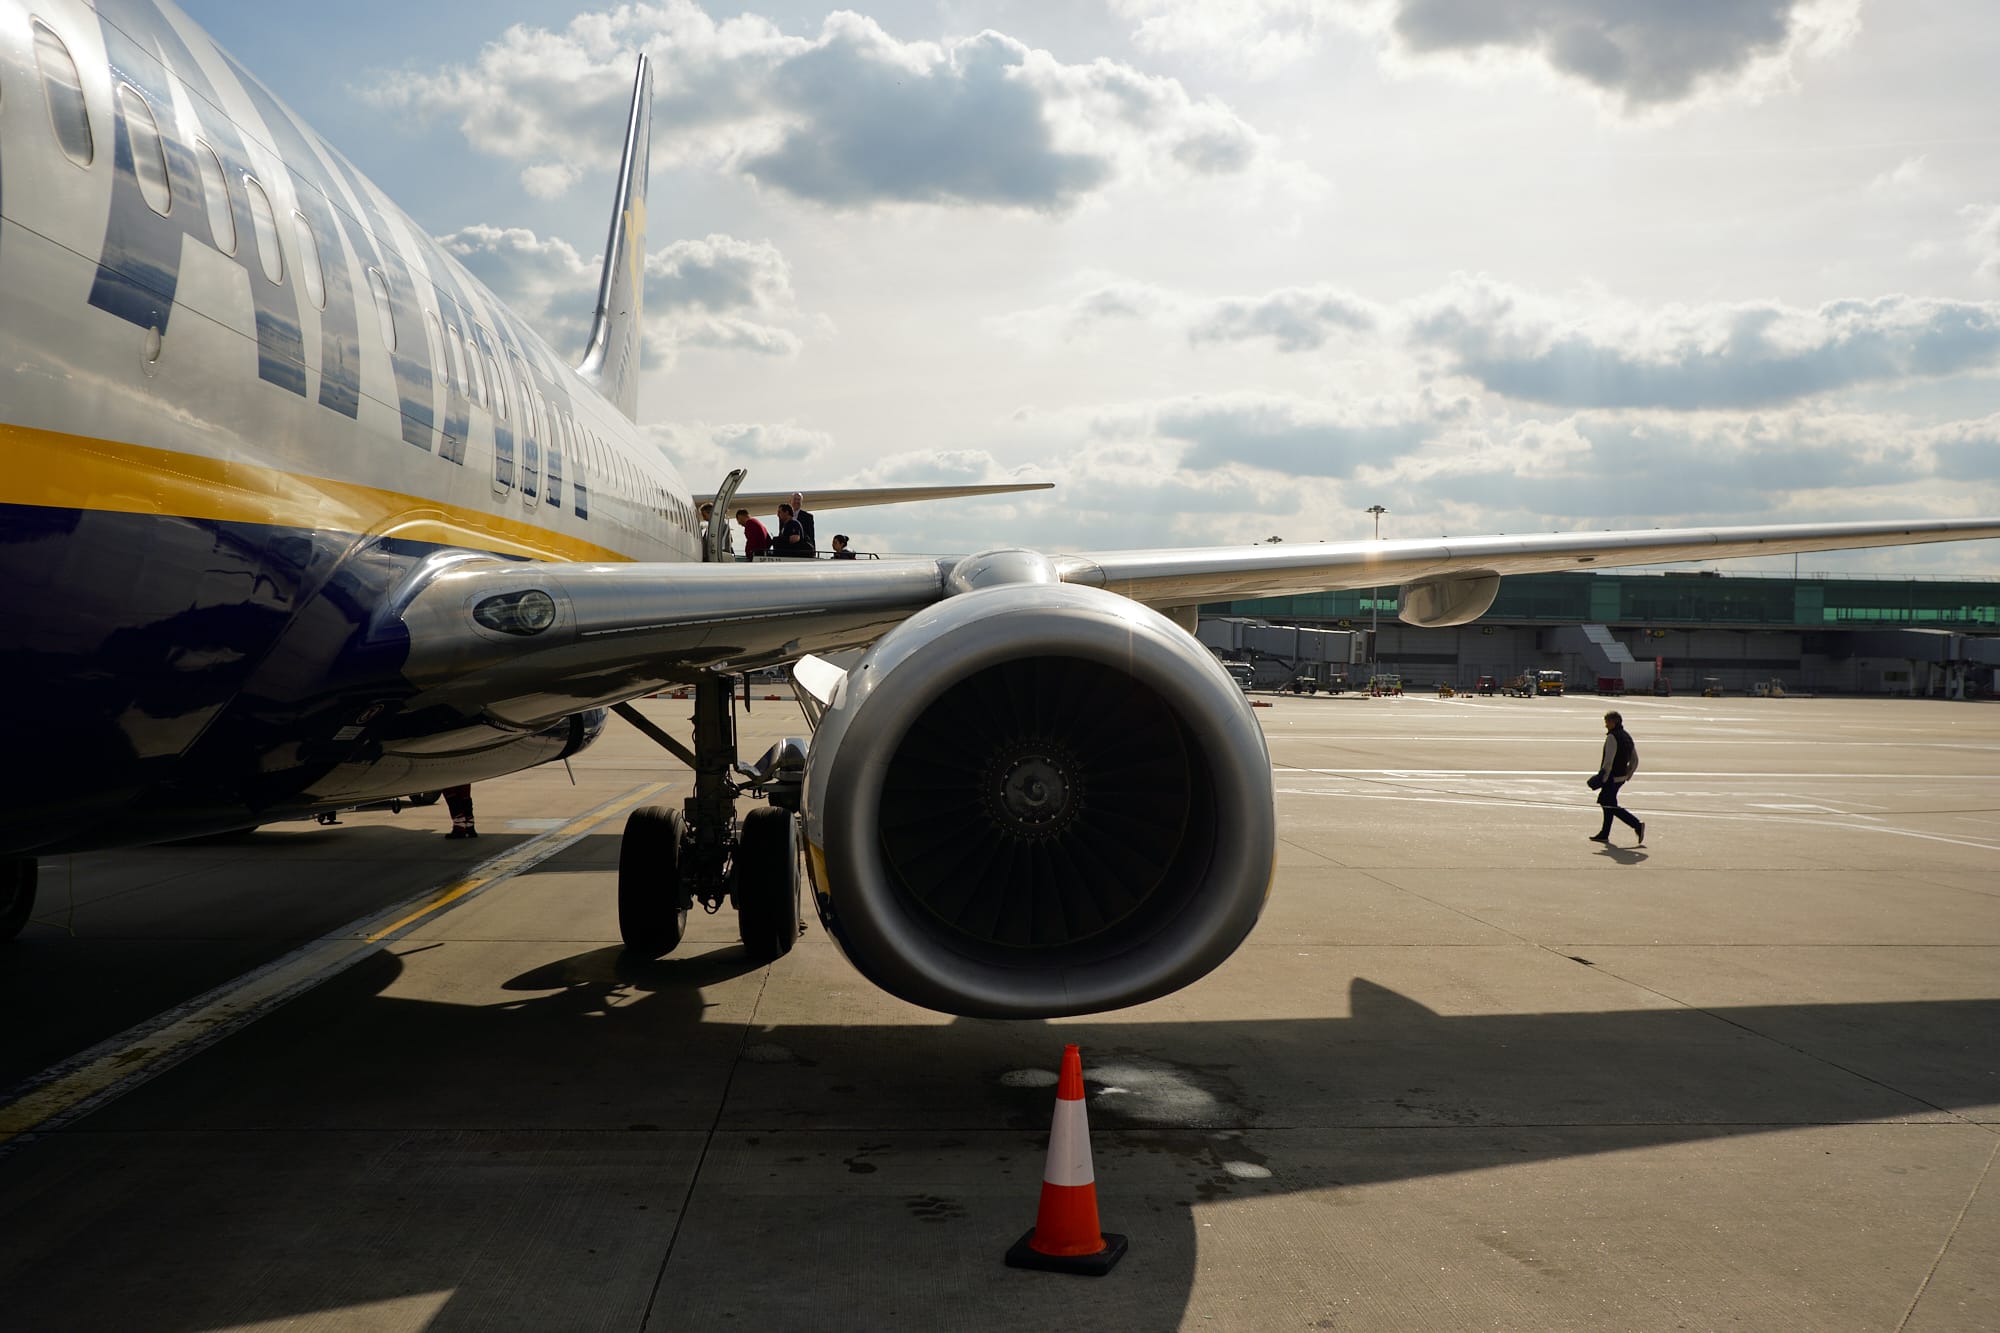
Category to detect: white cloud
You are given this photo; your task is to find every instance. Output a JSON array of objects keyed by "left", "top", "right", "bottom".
[
  {"left": 1378, "top": 0, "right": 1862, "bottom": 116},
  {"left": 367, "top": 3, "right": 1265, "bottom": 210},
  {"left": 647, "top": 419, "right": 835, "bottom": 487},
  {"left": 993, "top": 277, "right": 1379, "bottom": 352},
  {"left": 1112, "top": 0, "right": 1863, "bottom": 117},
  {"left": 437, "top": 224, "right": 598, "bottom": 354},
  {"left": 440, "top": 224, "right": 814, "bottom": 366},
  {"left": 1188, "top": 286, "right": 1379, "bottom": 352},
  {"left": 1110, "top": 0, "right": 1349, "bottom": 73},
  {"left": 1964, "top": 204, "right": 2000, "bottom": 280},
  {"left": 1867, "top": 154, "right": 1927, "bottom": 195},
  {"left": 999, "top": 272, "right": 2000, "bottom": 410},
  {"left": 519, "top": 163, "right": 584, "bottom": 199},
  {"left": 1405, "top": 277, "right": 2000, "bottom": 409}
]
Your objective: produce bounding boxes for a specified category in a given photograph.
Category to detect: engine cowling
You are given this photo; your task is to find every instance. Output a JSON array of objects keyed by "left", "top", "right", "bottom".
[{"left": 800, "top": 581, "right": 1275, "bottom": 1018}]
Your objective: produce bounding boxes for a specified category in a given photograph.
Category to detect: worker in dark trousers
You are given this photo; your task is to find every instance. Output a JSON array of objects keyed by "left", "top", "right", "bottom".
[
  {"left": 1587, "top": 711, "right": 1644, "bottom": 846},
  {"left": 443, "top": 784, "right": 477, "bottom": 839}
]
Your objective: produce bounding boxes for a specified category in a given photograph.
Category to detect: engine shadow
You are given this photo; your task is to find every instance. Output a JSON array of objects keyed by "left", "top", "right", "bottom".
[{"left": 0, "top": 942, "right": 1993, "bottom": 1332}]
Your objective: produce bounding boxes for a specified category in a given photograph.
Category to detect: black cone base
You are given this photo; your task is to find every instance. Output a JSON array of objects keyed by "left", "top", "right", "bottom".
[{"left": 1004, "top": 1229, "right": 1129, "bottom": 1276}]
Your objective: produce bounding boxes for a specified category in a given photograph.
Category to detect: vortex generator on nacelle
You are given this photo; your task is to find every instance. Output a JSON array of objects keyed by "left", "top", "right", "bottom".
[{"left": 800, "top": 579, "right": 1276, "bottom": 1018}]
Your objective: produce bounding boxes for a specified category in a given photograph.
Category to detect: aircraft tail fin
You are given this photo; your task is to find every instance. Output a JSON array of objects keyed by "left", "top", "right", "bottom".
[{"left": 576, "top": 54, "right": 652, "bottom": 422}]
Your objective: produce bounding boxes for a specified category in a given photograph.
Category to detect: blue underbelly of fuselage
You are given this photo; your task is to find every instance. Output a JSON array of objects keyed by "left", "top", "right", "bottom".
[{"left": 0, "top": 502, "right": 596, "bottom": 855}]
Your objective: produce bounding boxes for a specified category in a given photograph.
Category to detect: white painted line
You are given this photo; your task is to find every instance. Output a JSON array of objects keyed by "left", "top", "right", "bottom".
[
  {"left": 1271, "top": 787, "right": 2000, "bottom": 852},
  {"left": 1278, "top": 767, "right": 1999, "bottom": 779}
]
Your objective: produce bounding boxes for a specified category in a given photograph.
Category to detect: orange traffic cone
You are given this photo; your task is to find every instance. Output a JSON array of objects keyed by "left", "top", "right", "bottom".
[{"left": 1004, "top": 1044, "right": 1128, "bottom": 1275}]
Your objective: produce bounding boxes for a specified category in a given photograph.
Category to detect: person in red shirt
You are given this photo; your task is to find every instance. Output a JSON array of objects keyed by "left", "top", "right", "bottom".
[{"left": 736, "top": 508, "right": 770, "bottom": 559}]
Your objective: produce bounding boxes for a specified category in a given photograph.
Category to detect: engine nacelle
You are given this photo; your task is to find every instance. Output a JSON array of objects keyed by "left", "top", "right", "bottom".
[{"left": 800, "top": 582, "right": 1275, "bottom": 1018}]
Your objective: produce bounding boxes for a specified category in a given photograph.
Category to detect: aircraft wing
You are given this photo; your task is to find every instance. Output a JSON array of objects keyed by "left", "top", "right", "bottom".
[
  {"left": 1054, "top": 519, "right": 2000, "bottom": 611},
  {"left": 702, "top": 482, "right": 1052, "bottom": 513},
  {"left": 395, "top": 517, "right": 2000, "bottom": 728},
  {"left": 395, "top": 556, "right": 951, "bottom": 728}
]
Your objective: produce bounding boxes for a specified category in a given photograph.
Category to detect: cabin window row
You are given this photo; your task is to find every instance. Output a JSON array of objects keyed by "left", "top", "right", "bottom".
[
  {"left": 24, "top": 15, "right": 631, "bottom": 532},
  {"left": 32, "top": 20, "right": 340, "bottom": 314}
]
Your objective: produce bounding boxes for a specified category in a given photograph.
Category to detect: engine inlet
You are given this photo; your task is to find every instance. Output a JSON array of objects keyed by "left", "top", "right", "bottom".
[{"left": 878, "top": 656, "right": 1199, "bottom": 951}]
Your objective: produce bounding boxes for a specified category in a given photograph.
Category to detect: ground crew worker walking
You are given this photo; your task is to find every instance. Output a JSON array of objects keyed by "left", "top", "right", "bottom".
[{"left": 1586, "top": 711, "right": 1645, "bottom": 846}]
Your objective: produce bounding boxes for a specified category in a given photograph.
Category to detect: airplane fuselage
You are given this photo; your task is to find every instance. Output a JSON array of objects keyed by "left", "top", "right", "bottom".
[{"left": 0, "top": 0, "right": 695, "bottom": 854}]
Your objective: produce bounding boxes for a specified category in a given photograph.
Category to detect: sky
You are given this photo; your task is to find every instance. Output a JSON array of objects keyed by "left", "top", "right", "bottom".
[{"left": 177, "top": 0, "right": 2000, "bottom": 574}]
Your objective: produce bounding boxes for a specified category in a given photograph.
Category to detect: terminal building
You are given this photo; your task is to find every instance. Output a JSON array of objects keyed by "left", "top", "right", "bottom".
[{"left": 1202, "top": 570, "right": 2000, "bottom": 698}]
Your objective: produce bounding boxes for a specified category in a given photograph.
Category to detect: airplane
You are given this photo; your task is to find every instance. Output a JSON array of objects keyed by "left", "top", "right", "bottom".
[{"left": 2, "top": 0, "right": 1997, "bottom": 1021}]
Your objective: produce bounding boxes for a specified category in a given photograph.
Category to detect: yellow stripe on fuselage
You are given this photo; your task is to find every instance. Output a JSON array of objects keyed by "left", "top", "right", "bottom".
[{"left": 0, "top": 421, "right": 641, "bottom": 564}]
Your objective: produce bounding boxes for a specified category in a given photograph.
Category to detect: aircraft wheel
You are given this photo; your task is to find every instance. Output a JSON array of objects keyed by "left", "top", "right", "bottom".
[
  {"left": 733, "top": 806, "right": 801, "bottom": 963},
  {"left": 1, "top": 858, "right": 37, "bottom": 940},
  {"left": 405, "top": 791, "right": 442, "bottom": 807},
  {"left": 618, "top": 805, "right": 688, "bottom": 956}
]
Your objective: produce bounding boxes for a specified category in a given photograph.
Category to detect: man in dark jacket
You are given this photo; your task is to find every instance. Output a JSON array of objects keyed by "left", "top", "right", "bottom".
[
  {"left": 774, "top": 503, "right": 810, "bottom": 557},
  {"left": 1587, "top": 711, "right": 1645, "bottom": 845},
  {"left": 790, "top": 491, "right": 816, "bottom": 552}
]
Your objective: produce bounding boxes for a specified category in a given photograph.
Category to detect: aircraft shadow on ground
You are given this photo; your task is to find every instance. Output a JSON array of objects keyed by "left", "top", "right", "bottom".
[{"left": 1, "top": 943, "right": 1994, "bottom": 1330}]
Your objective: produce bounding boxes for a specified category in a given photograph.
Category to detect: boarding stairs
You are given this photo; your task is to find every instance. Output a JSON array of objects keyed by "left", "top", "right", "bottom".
[{"left": 1550, "top": 624, "right": 1654, "bottom": 692}]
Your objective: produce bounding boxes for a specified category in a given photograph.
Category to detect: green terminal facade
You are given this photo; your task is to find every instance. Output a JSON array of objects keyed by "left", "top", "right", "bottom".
[{"left": 1203, "top": 571, "right": 2000, "bottom": 697}]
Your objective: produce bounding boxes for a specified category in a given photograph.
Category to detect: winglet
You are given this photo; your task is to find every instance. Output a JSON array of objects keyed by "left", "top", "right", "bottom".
[{"left": 576, "top": 53, "right": 652, "bottom": 422}]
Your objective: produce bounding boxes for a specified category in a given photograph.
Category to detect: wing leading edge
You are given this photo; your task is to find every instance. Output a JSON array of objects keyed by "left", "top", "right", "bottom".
[
  {"left": 1055, "top": 519, "right": 2000, "bottom": 617},
  {"left": 702, "top": 482, "right": 1053, "bottom": 514},
  {"left": 394, "top": 517, "right": 2000, "bottom": 727}
]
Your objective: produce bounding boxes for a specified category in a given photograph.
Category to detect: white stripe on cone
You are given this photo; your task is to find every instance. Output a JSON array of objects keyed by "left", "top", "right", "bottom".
[
  {"left": 1048, "top": 1088, "right": 1096, "bottom": 1184},
  {"left": 1044, "top": 1094, "right": 1095, "bottom": 1188}
]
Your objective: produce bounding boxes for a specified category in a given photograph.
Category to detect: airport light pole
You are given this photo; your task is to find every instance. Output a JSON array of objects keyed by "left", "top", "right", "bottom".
[{"left": 1366, "top": 505, "right": 1387, "bottom": 668}]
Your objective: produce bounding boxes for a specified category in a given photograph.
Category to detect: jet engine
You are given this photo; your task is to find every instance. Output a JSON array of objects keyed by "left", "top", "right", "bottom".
[{"left": 800, "top": 577, "right": 1275, "bottom": 1018}]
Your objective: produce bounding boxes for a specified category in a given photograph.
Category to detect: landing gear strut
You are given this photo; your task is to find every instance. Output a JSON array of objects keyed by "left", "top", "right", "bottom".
[
  {"left": 1, "top": 858, "right": 37, "bottom": 940},
  {"left": 612, "top": 675, "right": 805, "bottom": 963}
]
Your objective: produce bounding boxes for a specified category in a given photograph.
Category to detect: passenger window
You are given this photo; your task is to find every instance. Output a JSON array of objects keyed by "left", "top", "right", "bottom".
[
  {"left": 483, "top": 351, "right": 506, "bottom": 419},
  {"left": 34, "top": 20, "right": 93, "bottom": 168},
  {"left": 445, "top": 325, "right": 468, "bottom": 396},
  {"left": 425, "top": 312, "right": 448, "bottom": 387},
  {"left": 243, "top": 175, "right": 283, "bottom": 284},
  {"left": 464, "top": 332, "right": 485, "bottom": 405},
  {"left": 546, "top": 428, "right": 563, "bottom": 508},
  {"left": 522, "top": 423, "right": 541, "bottom": 502},
  {"left": 195, "top": 141, "right": 235, "bottom": 253},
  {"left": 292, "top": 213, "right": 326, "bottom": 310},
  {"left": 366, "top": 268, "right": 396, "bottom": 350},
  {"left": 117, "top": 85, "right": 172, "bottom": 214}
]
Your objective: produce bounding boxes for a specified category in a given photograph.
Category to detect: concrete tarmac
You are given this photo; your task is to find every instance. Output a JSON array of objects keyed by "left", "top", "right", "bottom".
[{"left": 1, "top": 690, "right": 1996, "bottom": 1330}]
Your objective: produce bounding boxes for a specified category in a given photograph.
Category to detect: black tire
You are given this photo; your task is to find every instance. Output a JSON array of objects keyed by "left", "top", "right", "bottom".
[
  {"left": 405, "top": 791, "right": 442, "bottom": 807},
  {"left": 618, "top": 805, "right": 688, "bottom": 956},
  {"left": 1, "top": 859, "right": 37, "bottom": 940},
  {"left": 733, "top": 806, "right": 800, "bottom": 962}
]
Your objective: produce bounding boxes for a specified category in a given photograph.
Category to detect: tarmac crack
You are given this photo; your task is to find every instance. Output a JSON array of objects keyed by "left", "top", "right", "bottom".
[
  {"left": 1896, "top": 1133, "right": 2000, "bottom": 1331},
  {"left": 641, "top": 962, "right": 774, "bottom": 1331}
]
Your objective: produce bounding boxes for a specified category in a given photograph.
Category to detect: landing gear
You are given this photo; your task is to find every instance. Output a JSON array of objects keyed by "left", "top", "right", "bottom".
[
  {"left": 1, "top": 858, "right": 37, "bottom": 940},
  {"left": 611, "top": 674, "right": 808, "bottom": 963},
  {"left": 734, "top": 805, "right": 801, "bottom": 962},
  {"left": 618, "top": 805, "right": 688, "bottom": 955}
]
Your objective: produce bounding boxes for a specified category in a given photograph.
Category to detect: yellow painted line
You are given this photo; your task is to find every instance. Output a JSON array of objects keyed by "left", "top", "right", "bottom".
[
  {"left": 362, "top": 782, "right": 669, "bottom": 942},
  {"left": 0, "top": 420, "right": 639, "bottom": 564},
  {"left": 0, "top": 780, "right": 672, "bottom": 1148}
]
